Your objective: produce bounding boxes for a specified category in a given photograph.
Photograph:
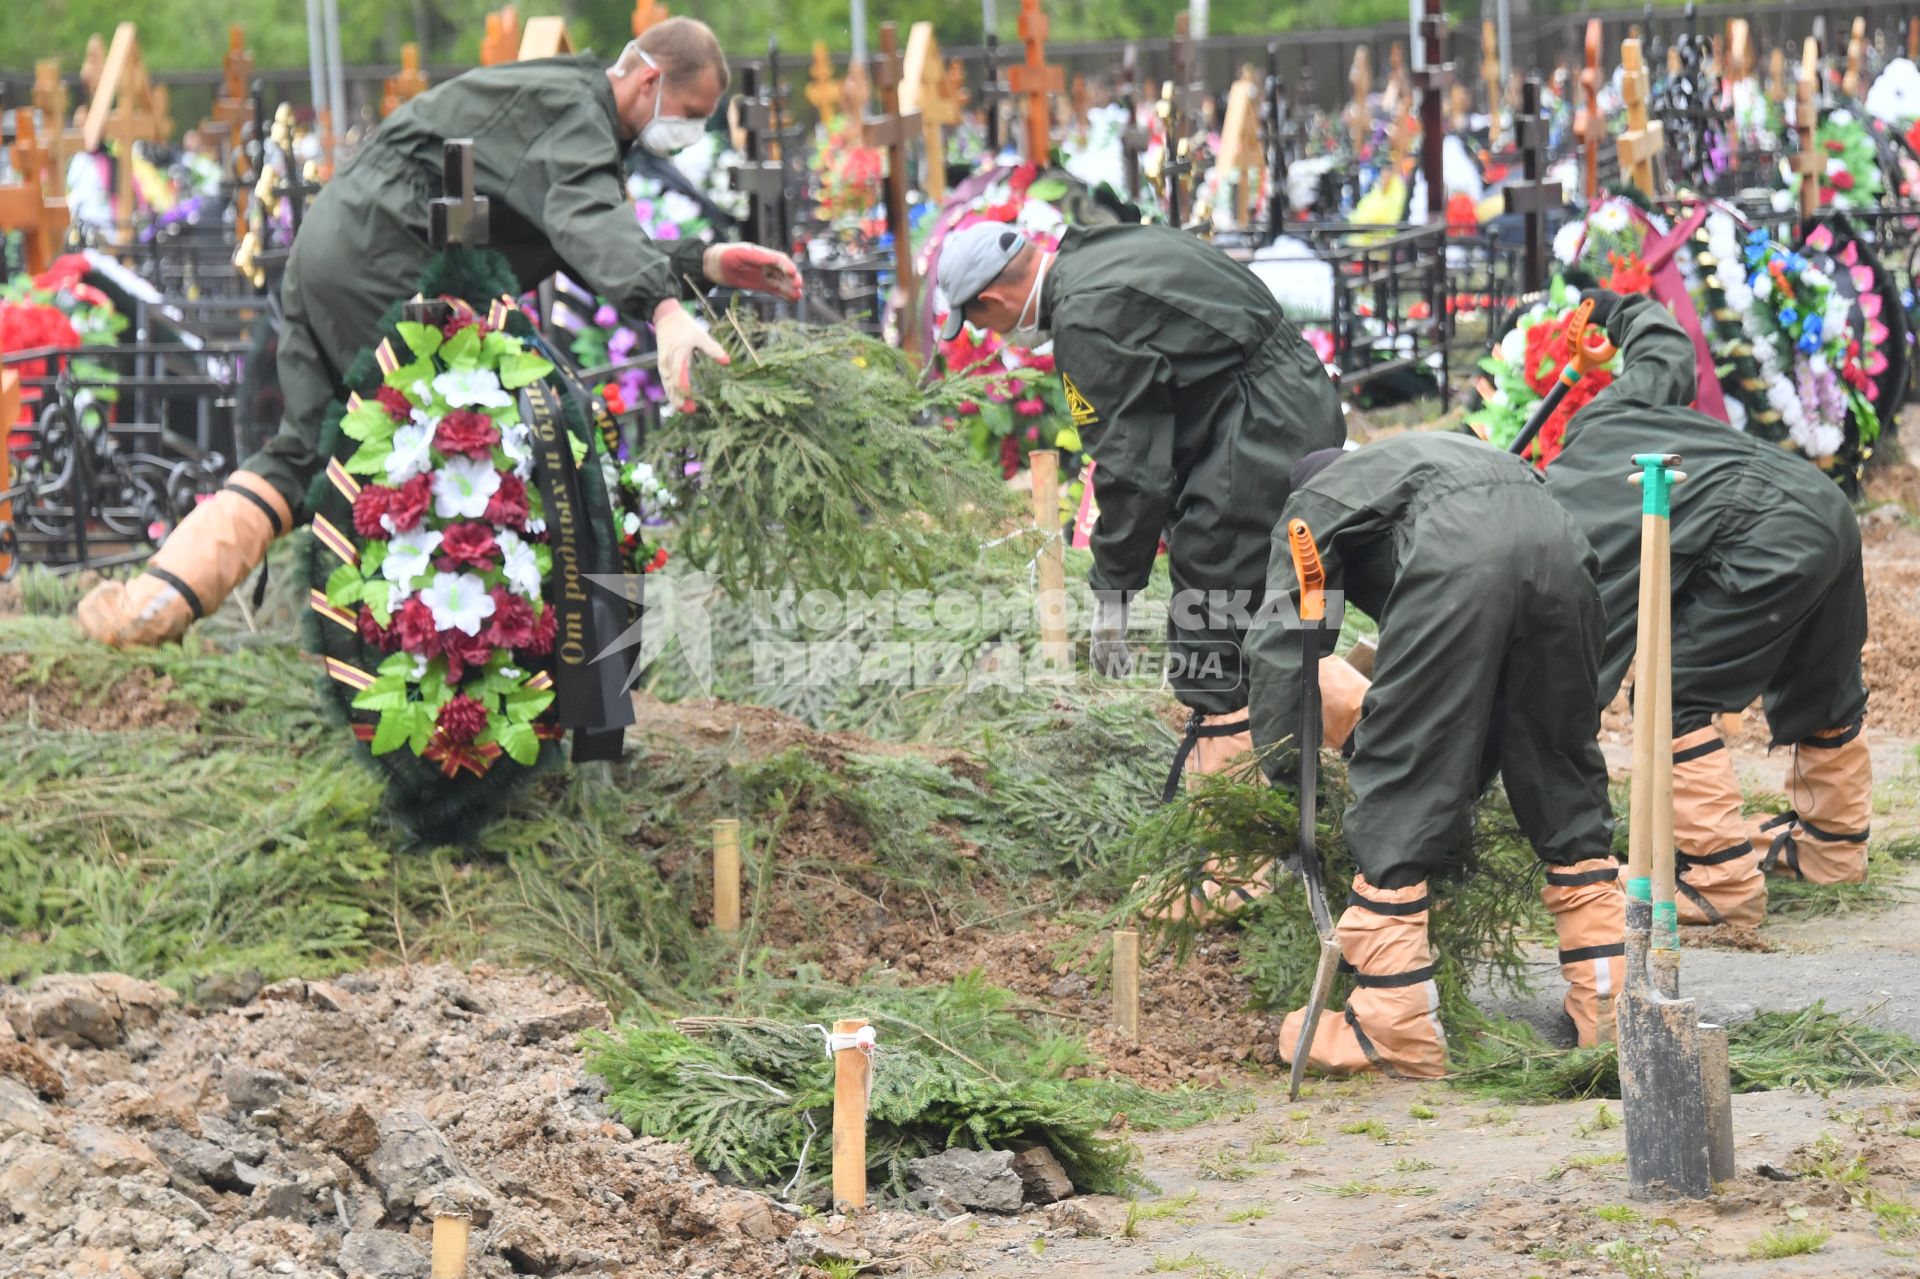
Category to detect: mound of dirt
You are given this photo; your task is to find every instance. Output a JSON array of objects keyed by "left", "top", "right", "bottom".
[
  {"left": 0, "top": 652, "right": 199, "bottom": 732},
  {"left": 0, "top": 965, "right": 959, "bottom": 1279}
]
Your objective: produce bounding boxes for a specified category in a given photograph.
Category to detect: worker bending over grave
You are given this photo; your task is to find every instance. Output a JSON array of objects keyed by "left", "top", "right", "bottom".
[
  {"left": 80, "top": 19, "right": 802, "bottom": 647},
  {"left": 936, "top": 221, "right": 1363, "bottom": 918},
  {"left": 1249, "top": 434, "right": 1624, "bottom": 1077},
  {"left": 1543, "top": 291, "right": 1872, "bottom": 926}
]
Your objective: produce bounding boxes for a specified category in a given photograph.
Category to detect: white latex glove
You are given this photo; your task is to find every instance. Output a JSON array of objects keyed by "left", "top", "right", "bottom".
[
  {"left": 1089, "top": 591, "right": 1132, "bottom": 678},
  {"left": 653, "top": 299, "right": 728, "bottom": 413},
  {"left": 702, "top": 243, "right": 804, "bottom": 301}
]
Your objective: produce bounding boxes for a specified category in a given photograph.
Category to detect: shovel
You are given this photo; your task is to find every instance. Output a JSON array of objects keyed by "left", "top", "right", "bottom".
[
  {"left": 1284, "top": 518, "right": 1341, "bottom": 1103},
  {"left": 1507, "top": 297, "right": 1617, "bottom": 461},
  {"left": 1617, "top": 453, "right": 1735, "bottom": 1200}
]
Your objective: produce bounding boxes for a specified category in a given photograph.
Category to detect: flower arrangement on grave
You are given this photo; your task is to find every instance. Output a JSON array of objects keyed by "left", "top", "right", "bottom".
[
  {"left": 811, "top": 121, "right": 886, "bottom": 230},
  {"left": 1781, "top": 109, "right": 1885, "bottom": 213},
  {"left": 1466, "top": 277, "right": 1624, "bottom": 466},
  {"left": 1, "top": 254, "right": 127, "bottom": 429}
]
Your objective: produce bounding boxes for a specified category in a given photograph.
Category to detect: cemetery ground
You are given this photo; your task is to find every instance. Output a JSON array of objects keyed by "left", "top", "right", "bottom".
[{"left": 6, "top": 422, "right": 1920, "bottom": 1277}]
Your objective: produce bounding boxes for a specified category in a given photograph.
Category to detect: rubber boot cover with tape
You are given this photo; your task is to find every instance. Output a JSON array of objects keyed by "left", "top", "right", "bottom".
[
  {"left": 1671, "top": 726, "right": 1767, "bottom": 927},
  {"left": 1278, "top": 876, "right": 1448, "bottom": 1080},
  {"left": 1541, "top": 858, "right": 1625, "bottom": 1046},
  {"left": 76, "top": 472, "right": 291, "bottom": 647},
  {"left": 1757, "top": 723, "right": 1871, "bottom": 884}
]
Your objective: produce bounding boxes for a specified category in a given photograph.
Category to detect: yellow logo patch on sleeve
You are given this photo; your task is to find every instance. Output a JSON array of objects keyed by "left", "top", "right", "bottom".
[{"left": 1062, "top": 373, "right": 1100, "bottom": 429}]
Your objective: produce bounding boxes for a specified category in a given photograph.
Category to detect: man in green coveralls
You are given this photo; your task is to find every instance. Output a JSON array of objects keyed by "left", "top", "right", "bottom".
[
  {"left": 80, "top": 19, "right": 802, "bottom": 647},
  {"left": 1543, "top": 291, "right": 1873, "bottom": 925},
  {"left": 1247, "top": 433, "right": 1624, "bottom": 1077},
  {"left": 935, "top": 222, "right": 1361, "bottom": 915}
]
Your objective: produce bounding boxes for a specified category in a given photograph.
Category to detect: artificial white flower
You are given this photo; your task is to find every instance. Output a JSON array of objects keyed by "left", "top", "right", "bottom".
[
  {"left": 1489, "top": 387, "right": 1510, "bottom": 408},
  {"left": 381, "top": 527, "right": 443, "bottom": 601},
  {"left": 1590, "top": 200, "right": 1631, "bottom": 234},
  {"left": 497, "top": 529, "right": 542, "bottom": 600},
  {"left": 420, "top": 571, "right": 497, "bottom": 636},
  {"left": 1500, "top": 325, "right": 1528, "bottom": 366},
  {"left": 434, "top": 367, "right": 513, "bottom": 410},
  {"left": 409, "top": 654, "right": 430, "bottom": 681},
  {"left": 525, "top": 516, "right": 547, "bottom": 536},
  {"left": 622, "top": 511, "right": 642, "bottom": 537},
  {"left": 1724, "top": 397, "right": 1749, "bottom": 432},
  {"left": 1829, "top": 108, "right": 1853, "bottom": 127},
  {"left": 384, "top": 421, "right": 435, "bottom": 484},
  {"left": 1812, "top": 423, "right": 1844, "bottom": 456},
  {"left": 1810, "top": 352, "right": 1830, "bottom": 375},
  {"left": 500, "top": 422, "right": 535, "bottom": 480},
  {"left": 1552, "top": 220, "right": 1586, "bottom": 265},
  {"left": 432, "top": 455, "right": 503, "bottom": 520},
  {"left": 1751, "top": 274, "right": 1772, "bottom": 302}
]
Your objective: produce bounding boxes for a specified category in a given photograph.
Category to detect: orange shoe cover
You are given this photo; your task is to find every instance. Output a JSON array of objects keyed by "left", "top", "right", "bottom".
[
  {"left": 77, "top": 472, "right": 291, "bottom": 647},
  {"left": 1321, "top": 655, "right": 1368, "bottom": 752},
  {"left": 1671, "top": 726, "right": 1767, "bottom": 927},
  {"left": 1756, "top": 723, "right": 1871, "bottom": 884},
  {"left": 1278, "top": 876, "right": 1447, "bottom": 1080},
  {"left": 1541, "top": 859, "right": 1625, "bottom": 1046}
]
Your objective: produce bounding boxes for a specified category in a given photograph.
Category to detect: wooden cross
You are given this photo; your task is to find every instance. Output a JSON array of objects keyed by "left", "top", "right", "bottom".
[
  {"left": 1481, "top": 19, "right": 1502, "bottom": 147},
  {"left": 1169, "top": 13, "right": 1208, "bottom": 130},
  {"left": 1910, "top": 15, "right": 1919, "bottom": 63},
  {"left": 1790, "top": 40, "right": 1823, "bottom": 221},
  {"left": 1262, "top": 41, "right": 1290, "bottom": 238},
  {"left": 1383, "top": 42, "right": 1409, "bottom": 118},
  {"left": 1008, "top": 0, "right": 1063, "bottom": 168},
  {"left": 1617, "top": 37, "right": 1665, "bottom": 197},
  {"left": 1348, "top": 46, "right": 1372, "bottom": 155},
  {"left": 1842, "top": 17, "right": 1867, "bottom": 99},
  {"left": 518, "top": 16, "right": 574, "bottom": 60},
  {"left": 480, "top": 8, "right": 521, "bottom": 67},
  {"left": 900, "top": 22, "right": 961, "bottom": 202},
  {"left": 1505, "top": 79, "right": 1563, "bottom": 293},
  {"left": 733, "top": 60, "right": 790, "bottom": 250},
  {"left": 865, "top": 24, "right": 922, "bottom": 353},
  {"left": 1572, "top": 20, "right": 1603, "bottom": 202},
  {"left": 632, "top": 0, "right": 670, "bottom": 37},
  {"left": 83, "top": 23, "right": 171, "bottom": 243},
  {"left": 980, "top": 34, "right": 1006, "bottom": 154},
  {"left": 841, "top": 60, "right": 872, "bottom": 145},
  {"left": 32, "top": 60, "right": 78, "bottom": 200},
  {"left": 430, "top": 138, "right": 491, "bottom": 249},
  {"left": 200, "top": 26, "right": 254, "bottom": 161},
  {"left": 1216, "top": 69, "right": 1263, "bottom": 226},
  {"left": 806, "top": 41, "right": 842, "bottom": 124},
  {"left": 1414, "top": 0, "right": 1451, "bottom": 220},
  {"left": 1070, "top": 73, "right": 1091, "bottom": 132},
  {"left": 383, "top": 44, "right": 430, "bottom": 117},
  {"left": 0, "top": 109, "right": 68, "bottom": 274}
]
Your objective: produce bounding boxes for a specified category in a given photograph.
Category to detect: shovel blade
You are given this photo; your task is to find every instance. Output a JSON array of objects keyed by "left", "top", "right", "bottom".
[
  {"left": 1287, "top": 939, "right": 1342, "bottom": 1102},
  {"left": 1617, "top": 987, "right": 1715, "bottom": 1199}
]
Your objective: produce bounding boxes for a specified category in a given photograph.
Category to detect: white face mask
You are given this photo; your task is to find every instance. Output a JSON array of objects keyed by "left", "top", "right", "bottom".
[
  {"left": 1008, "top": 253, "right": 1052, "bottom": 350},
  {"left": 632, "top": 49, "right": 707, "bottom": 157}
]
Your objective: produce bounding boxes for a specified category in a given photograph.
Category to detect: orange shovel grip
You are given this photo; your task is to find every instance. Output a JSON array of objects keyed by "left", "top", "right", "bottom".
[{"left": 1287, "top": 518, "right": 1326, "bottom": 622}]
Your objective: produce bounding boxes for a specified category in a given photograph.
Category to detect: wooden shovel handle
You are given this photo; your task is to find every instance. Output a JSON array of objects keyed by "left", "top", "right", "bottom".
[{"left": 1287, "top": 518, "right": 1325, "bottom": 622}]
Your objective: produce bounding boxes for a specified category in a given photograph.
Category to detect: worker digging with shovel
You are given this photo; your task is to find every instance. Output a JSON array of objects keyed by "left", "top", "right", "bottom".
[
  {"left": 1246, "top": 433, "right": 1626, "bottom": 1077},
  {"left": 1541, "top": 291, "right": 1874, "bottom": 926},
  {"left": 935, "top": 221, "right": 1368, "bottom": 920}
]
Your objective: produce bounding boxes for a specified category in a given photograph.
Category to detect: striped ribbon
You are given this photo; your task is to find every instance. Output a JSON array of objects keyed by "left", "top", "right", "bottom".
[
  {"left": 324, "top": 658, "right": 375, "bottom": 691},
  {"left": 311, "top": 515, "right": 358, "bottom": 566},
  {"left": 346, "top": 391, "right": 364, "bottom": 414},
  {"left": 309, "top": 590, "right": 357, "bottom": 631},
  {"left": 374, "top": 339, "right": 400, "bottom": 376},
  {"left": 326, "top": 458, "right": 362, "bottom": 503}
]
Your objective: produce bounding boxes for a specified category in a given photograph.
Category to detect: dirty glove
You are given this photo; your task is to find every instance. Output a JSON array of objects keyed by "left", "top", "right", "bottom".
[
  {"left": 702, "top": 243, "right": 803, "bottom": 301},
  {"left": 653, "top": 299, "right": 729, "bottom": 413},
  {"left": 1089, "top": 590, "right": 1131, "bottom": 678}
]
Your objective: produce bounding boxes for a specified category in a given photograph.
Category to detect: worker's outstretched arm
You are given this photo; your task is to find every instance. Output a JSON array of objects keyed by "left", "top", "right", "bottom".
[{"left": 1583, "top": 289, "right": 1698, "bottom": 413}]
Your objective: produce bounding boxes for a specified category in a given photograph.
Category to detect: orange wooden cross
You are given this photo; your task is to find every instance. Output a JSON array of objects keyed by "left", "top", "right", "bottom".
[
  {"left": 1481, "top": 19, "right": 1502, "bottom": 147},
  {"left": 1348, "top": 46, "right": 1373, "bottom": 154},
  {"left": 32, "top": 60, "right": 77, "bottom": 199},
  {"left": 1616, "top": 36, "right": 1664, "bottom": 197},
  {"left": 1572, "top": 19, "right": 1603, "bottom": 201},
  {"left": 83, "top": 23, "right": 172, "bottom": 243},
  {"left": 384, "top": 44, "right": 430, "bottom": 117},
  {"left": 0, "top": 109, "right": 68, "bottom": 273},
  {"left": 1790, "top": 38, "right": 1823, "bottom": 221},
  {"left": 1008, "top": 0, "right": 1063, "bottom": 167},
  {"left": 632, "top": 0, "right": 670, "bottom": 38},
  {"left": 806, "top": 41, "right": 842, "bottom": 123},
  {"left": 1842, "top": 17, "right": 1867, "bottom": 99},
  {"left": 901, "top": 22, "right": 961, "bottom": 201}
]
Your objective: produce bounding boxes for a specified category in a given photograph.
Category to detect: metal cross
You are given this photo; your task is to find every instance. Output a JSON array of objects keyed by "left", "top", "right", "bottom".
[
  {"left": 1504, "top": 78, "right": 1563, "bottom": 294},
  {"left": 1413, "top": 0, "right": 1451, "bottom": 220},
  {"left": 430, "top": 138, "right": 491, "bottom": 250}
]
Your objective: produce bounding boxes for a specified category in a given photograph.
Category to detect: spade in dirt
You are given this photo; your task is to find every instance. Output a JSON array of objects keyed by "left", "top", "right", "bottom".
[
  {"left": 1284, "top": 517, "right": 1341, "bottom": 1104},
  {"left": 1616, "top": 452, "right": 1734, "bottom": 1199}
]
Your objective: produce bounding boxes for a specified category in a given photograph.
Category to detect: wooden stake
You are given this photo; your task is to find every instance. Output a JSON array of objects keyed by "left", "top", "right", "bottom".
[
  {"left": 429, "top": 1216, "right": 469, "bottom": 1279},
  {"left": 711, "top": 819, "right": 742, "bottom": 933},
  {"left": 0, "top": 371, "right": 16, "bottom": 581},
  {"left": 830, "top": 1018, "right": 870, "bottom": 1213},
  {"left": 1028, "top": 450, "right": 1071, "bottom": 668},
  {"left": 1112, "top": 929, "right": 1140, "bottom": 1043}
]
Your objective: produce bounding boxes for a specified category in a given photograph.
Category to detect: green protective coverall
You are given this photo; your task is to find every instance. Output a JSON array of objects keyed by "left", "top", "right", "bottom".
[
  {"left": 1044, "top": 224, "right": 1346, "bottom": 715},
  {"left": 246, "top": 56, "right": 713, "bottom": 515},
  {"left": 1246, "top": 432, "right": 1616, "bottom": 889},
  {"left": 1544, "top": 292, "right": 1869, "bottom": 747}
]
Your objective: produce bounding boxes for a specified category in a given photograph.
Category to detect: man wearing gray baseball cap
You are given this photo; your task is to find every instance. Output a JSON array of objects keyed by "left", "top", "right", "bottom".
[{"left": 937, "top": 220, "right": 1353, "bottom": 917}]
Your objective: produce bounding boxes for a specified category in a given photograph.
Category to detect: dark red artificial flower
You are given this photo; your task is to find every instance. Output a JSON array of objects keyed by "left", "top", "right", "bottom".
[
  {"left": 522, "top": 603, "right": 558, "bottom": 656},
  {"left": 485, "top": 586, "right": 535, "bottom": 649},
  {"left": 441, "top": 312, "right": 481, "bottom": 340},
  {"left": 436, "top": 693, "right": 489, "bottom": 746},
  {"left": 387, "top": 473, "right": 433, "bottom": 532},
  {"left": 483, "top": 471, "right": 530, "bottom": 529},
  {"left": 351, "top": 484, "right": 396, "bottom": 537},
  {"left": 435, "top": 409, "right": 501, "bottom": 459},
  {"left": 376, "top": 385, "right": 414, "bottom": 420},
  {"left": 392, "top": 596, "right": 440, "bottom": 655},
  {"left": 601, "top": 382, "right": 628, "bottom": 415},
  {"left": 441, "top": 629, "right": 497, "bottom": 682},
  {"left": 999, "top": 433, "right": 1022, "bottom": 480},
  {"left": 437, "top": 521, "right": 500, "bottom": 571},
  {"left": 355, "top": 605, "right": 398, "bottom": 652},
  {"left": 1825, "top": 138, "right": 1845, "bottom": 154},
  {"left": 1831, "top": 170, "right": 1855, "bottom": 192}
]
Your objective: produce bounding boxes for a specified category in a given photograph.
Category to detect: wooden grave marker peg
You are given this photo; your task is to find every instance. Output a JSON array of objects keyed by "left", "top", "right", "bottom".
[
  {"left": 711, "top": 819, "right": 741, "bottom": 933},
  {"left": 1790, "top": 47, "right": 1823, "bottom": 221},
  {"left": 900, "top": 22, "right": 962, "bottom": 203},
  {"left": 865, "top": 24, "right": 922, "bottom": 353},
  {"left": 1617, "top": 37, "right": 1665, "bottom": 198},
  {"left": 1112, "top": 930, "right": 1140, "bottom": 1042},
  {"left": 1505, "top": 79, "right": 1563, "bottom": 293},
  {"left": 1009, "top": 0, "right": 1064, "bottom": 168},
  {"left": 830, "top": 1019, "right": 872, "bottom": 1212},
  {"left": 518, "top": 16, "right": 574, "bottom": 61},
  {"left": 1482, "top": 19, "right": 1503, "bottom": 147},
  {"left": 384, "top": 44, "right": 430, "bottom": 118},
  {"left": 631, "top": 0, "right": 670, "bottom": 37},
  {"left": 1029, "top": 450, "right": 1070, "bottom": 667},
  {"left": 806, "top": 42, "right": 842, "bottom": 125}
]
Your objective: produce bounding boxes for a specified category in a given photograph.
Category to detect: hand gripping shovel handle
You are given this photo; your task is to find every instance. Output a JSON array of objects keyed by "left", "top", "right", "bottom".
[
  {"left": 1285, "top": 519, "right": 1339, "bottom": 1102},
  {"left": 1508, "top": 298, "right": 1618, "bottom": 461}
]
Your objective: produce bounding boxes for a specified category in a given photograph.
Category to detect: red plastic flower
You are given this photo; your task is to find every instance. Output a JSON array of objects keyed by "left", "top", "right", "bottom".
[
  {"left": 955, "top": 399, "right": 980, "bottom": 416},
  {"left": 484, "top": 586, "right": 535, "bottom": 649},
  {"left": 483, "top": 471, "right": 530, "bottom": 529},
  {"left": 1028, "top": 353, "right": 1056, "bottom": 374},
  {"left": 1014, "top": 397, "right": 1047, "bottom": 417},
  {"left": 435, "top": 693, "right": 489, "bottom": 746},
  {"left": 376, "top": 385, "right": 414, "bottom": 420},
  {"left": 437, "top": 521, "right": 499, "bottom": 571},
  {"left": 392, "top": 596, "right": 440, "bottom": 655},
  {"left": 434, "top": 410, "right": 501, "bottom": 459},
  {"left": 351, "top": 484, "right": 395, "bottom": 537},
  {"left": 387, "top": 473, "right": 433, "bottom": 532},
  {"left": 1825, "top": 138, "right": 1845, "bottom": 154},
  {"left": 999, "top": 434, "right": 1022, "bottom": 480},
  {"left": 645, "top": 547, "right": 670, "bottom": 573},
  {"left": 522, "top": 603, "right": 558, "bottom": 656},
  {"left": 1831, "top": 170, "right": 1855, "bottom": 192},
  {"left": 440, "top": 629, "right": 496, "bottom": 682},
  {"left": 602, "top": 383, "right": 628, "bottom": 415},
  {"left": 356, "top": 605, "right": 398, "bottom": 652},
  {"left": 1603, "top": 250, "right": 1654, "bottom": 296},
  {"left": 441, "top": 312, "right": 480, "bottom": 341}
]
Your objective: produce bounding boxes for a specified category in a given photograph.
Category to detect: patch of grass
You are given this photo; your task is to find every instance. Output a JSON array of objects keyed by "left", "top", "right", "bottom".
[
  {"left": 1593, "top": 1204, "right": 1644, "bottom": 1224},
  {"left": 1408, "top": 1102, "right": 1437, "bottom": 1120},
  {"left": 1768, "top": 873, "right": 1905, "bottom": 919},
  {"left": 1799, "top": 1135, "right": 1920, "bottom": 1239},
  {"left": 1224, "top": 1205, "right": 1270, "bottom": 1224},
  {"left": 1324, "top": 1178, "right": 1435, "bottom": 1199},
  {"left": 1879, "top": 833, "right": 1920, "bottom": 864},
  {"left": 1124, "top": 1190, "right": 1201, "bottom": 1237},
  {"left": 1578, "top": 1104, "right": 1621, "bottom": 1137},
  {"left": 816, "top": 1261, "right": 864, "bottom": 1279},
  {"left": 1594, "top": 1240, "right": 1698, "bottom": 1279},
  {"left": 1546, "top": 1152, "right": 1626, "bottom": 1180},
  {"left": 1149, "top": 1253, "right": 1208, "bottom": 1273},
  {"left": 1196, "top": 1147, "right": 1253, "bottom": 1182},
  {"left": 1749, "top": 1226, "right": 1830, "bottom": 1259},
  {"left": 1391, "top": 1157, "right": 1437, "bottom": 1173},
  {"left": 1338, "top": 1118, "right": 1389, "bottom": 1140}
]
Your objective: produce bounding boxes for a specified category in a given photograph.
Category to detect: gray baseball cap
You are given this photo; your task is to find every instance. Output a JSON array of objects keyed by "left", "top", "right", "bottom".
[{"left": 936, "top": 222, "right": 1027, "bottom": 341}]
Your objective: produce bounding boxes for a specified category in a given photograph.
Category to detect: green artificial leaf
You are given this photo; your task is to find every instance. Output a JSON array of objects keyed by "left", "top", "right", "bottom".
[
  {"left": 1053, "top": 426, "right": 1082, "bottom": 453},
  {"left": 394, "top": 321, "right": 444, "bottom": 362},
  {"left": 493, "top": 718, "right": 540, "bottom": 766},
  {"left": 533, "top": 543, "right": 553, "bottom": 577},
  {"left": 361, "top": 580, "right": 393, "bottom": 626},
  {"left": 407, "top": 703, "right": 437, "bottom": 754},
  {"left": 419, "top": 661, "right": 448, "bottom": 707},
  {"left": 325, "top": 563, "right": 364, "bottom": 608},
  {"left": 1027, "top": 177, "right": 1069, "bottom": 201},
  {"left": 502, "top": 683, "right": 556, "bottom": 724},
  {"left": 571, "top": 330, "right": 610, "bottom": 368},
  {"left": 370, "top": 707, "right": 412, "bottom": 755},
  {"left": 360, "top": 539, "right": 389, "bottom": 576},
  {"left": 383, "top": 357, "right": 436, "bottom": 393},
  {"left": 343, "top": 438, "right": 393, "bottom": 476},
  {"left": 351, "top": 674, "right": 411, "bottom": 713},
  {"left": 441, "top": 324, "right": 482, "bottom": 369},
  {"left": 481, "top": 330, "right": 519, "bottom": 361},
  {"left": 498, "top": 351, "right": 556, "bottom": 390},
  {"left": 377, "top": 651, "right": 416, "bottom": 677},
  {"left": 341, "top": 400, "right": 398, "bottom": 443},
  {"left": 569, "top": 432, "right": 590, "bottom": 466}
]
